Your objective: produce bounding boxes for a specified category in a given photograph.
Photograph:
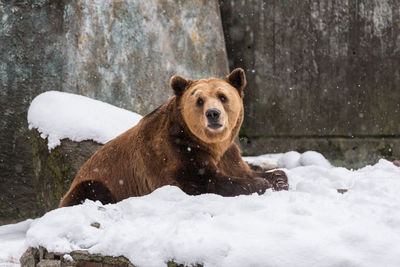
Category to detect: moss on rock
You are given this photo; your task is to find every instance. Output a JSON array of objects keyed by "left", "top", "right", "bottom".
[{"left": 29, "top": 129, "right": 102, "bottom": 213}]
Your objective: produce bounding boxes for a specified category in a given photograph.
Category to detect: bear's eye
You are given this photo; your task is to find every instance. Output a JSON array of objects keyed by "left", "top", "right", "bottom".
[
  {"left": 197, "top": 98, "right": 204, "bottom": 106},
  {"left": 218, "top": 94, "right": 227, "bottom": 103}
]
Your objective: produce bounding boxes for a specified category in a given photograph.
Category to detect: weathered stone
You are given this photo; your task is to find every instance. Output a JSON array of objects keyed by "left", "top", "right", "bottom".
[
  {"left": 90, "top": 222, "right": 101, "bottom": 229},
  {"left": 21, "top": 247, "right": 205, "bottom": 267},
  {"left": 393, "top": 160, "right": 400, "bottom": 167},
  {"left": 0, "top": 0, "right": 228, "bottom": 224},
  {"left": 20, "top": 247, "right": 40, "bottom": 267},
  {"left": 38, "top": 260, "right": 62, "bottom": 267},
  {"left": 69, "top": 251, "right": 103, "bottom": 263},
  {"left": 0, "top": 0, "right": 67, "bottom": 225},
  {"left": 29, "top": 129, "right": 102, "bottom": 213},
  {"left": 220, "top": 0, "right": 400, "bottom": 164},
  {"left": 76, "top": 262, "right": 101, "bottom": 267},
  {"left": 70, "top": 250, "right": 135, "bottom": 267}
]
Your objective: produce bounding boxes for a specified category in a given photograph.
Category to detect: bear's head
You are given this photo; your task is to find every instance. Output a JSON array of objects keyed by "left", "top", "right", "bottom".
[{"left": 170, "top": 68, "right": 246, "bottom": 144}]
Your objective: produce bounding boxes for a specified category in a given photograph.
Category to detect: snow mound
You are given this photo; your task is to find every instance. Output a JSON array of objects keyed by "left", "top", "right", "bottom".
[
  {"left": 277, "top": 151, "right": 302, "bottom": 169},
  {"left": 244, "top": 151, "right": 332, "bottom": 170},
  {"left": 27, "top": 91, "right": 143, "bottom": 150},
  {"left": 299, "top": 151, "right": 332, "bottom": 168},
  {"left": 21, "top": 159, "right": 400, "bottom": 267}
]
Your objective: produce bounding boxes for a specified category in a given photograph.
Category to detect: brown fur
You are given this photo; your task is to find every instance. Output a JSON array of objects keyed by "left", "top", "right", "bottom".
[{"left": 59, "top": 69, "right": 288, "bottom": 207}]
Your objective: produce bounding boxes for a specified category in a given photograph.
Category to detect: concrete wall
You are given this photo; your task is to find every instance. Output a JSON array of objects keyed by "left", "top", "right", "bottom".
[
  {"left": 0, "top": 0, "right": 228, "bottom": 224},
  {"left": 220, "top": 0, "right": 400, "bottom": 166}
]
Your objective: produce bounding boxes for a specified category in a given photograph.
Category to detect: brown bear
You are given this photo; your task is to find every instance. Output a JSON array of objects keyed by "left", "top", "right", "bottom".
[{"left": 59, "top": 68, "right": 288, "bottom": 207}]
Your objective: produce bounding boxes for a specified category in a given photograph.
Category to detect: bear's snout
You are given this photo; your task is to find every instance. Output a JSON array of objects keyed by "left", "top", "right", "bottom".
[
  {"left": 206, "top": 108, "right": 223, "bottom": 129},
  {"left": 206, "top": 108, "right": 220, "bottom": 122}
]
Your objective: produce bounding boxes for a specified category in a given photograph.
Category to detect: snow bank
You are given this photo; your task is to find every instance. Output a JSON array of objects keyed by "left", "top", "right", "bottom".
[
  {"left": 27, "top": 91, "right": 143, "bottom": 150},
  {"left": 0, "top": 219, "right": 33, "bottom": 266},
  {"left": 20, "top": 159, "right": 400, "bottom": 267}
]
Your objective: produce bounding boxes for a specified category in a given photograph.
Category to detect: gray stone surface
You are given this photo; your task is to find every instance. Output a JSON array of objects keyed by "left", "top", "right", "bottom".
[
  {"left": 220, "top": 1, "right": 400, "bottom": 136},
  {"left": 0, "top": 0, "right": 64, "bottom": 225},
  {"left": 21, "top": 247, "right": 137, "bottom": 267},
  {"left": 20, "top": 246, "right": 204, "bottom": 267},
  {"left": 0, "top": 0, "right": 228, "bottom": 224},
  {"left": 20, "top": 247, "right": 40, "bottom": 267},
  {"left": 37, "top": 259, "right": 61, "bottom": 267}
]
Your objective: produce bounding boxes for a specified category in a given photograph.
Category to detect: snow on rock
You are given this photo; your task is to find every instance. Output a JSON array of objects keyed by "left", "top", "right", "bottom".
[
  {"left": 19, "top": 159, "right": 400, "bottom": 267},
  {"left": 27, "top": 91, "right": 143, "bottom": 150}
]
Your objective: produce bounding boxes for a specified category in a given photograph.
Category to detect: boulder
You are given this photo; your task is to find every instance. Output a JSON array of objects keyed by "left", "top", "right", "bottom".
[
  {"left": 29, "top": 129, "right": 102, "bottom": 213},
  {"left": 20, "top": 247, "right": 203, "bottom": 267}
]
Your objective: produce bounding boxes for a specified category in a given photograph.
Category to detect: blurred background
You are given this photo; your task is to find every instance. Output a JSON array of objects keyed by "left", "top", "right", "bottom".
[{"left": 1, "top": 0, "right": 399, "bottom": 224}]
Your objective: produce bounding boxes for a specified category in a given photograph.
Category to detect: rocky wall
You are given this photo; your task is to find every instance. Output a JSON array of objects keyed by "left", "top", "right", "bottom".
[{"left": 220, "top": 0, "right": 400, "bottom": 164}]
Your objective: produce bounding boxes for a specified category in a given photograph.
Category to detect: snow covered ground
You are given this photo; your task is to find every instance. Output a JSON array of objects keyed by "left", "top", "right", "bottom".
[
  {"left": 1, "top": 91, "right": 399, "bottom": 266},
  {"left": 1, "top": 157, "right": 400, "bottom": 267}
]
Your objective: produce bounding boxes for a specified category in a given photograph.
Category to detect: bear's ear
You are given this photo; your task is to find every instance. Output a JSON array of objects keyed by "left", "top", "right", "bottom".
[
  {"left": 225, "top": 68, "right": 246, "bottom": 98},
  {"left": 170, "top": 75, "right": 193, "bottom": 96}
]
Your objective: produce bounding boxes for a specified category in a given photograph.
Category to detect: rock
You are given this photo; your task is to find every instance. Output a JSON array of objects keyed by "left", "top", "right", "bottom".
[
  {"left": 37, "top": 260, "right": 61, "bottom": 267},
  {"left": 19, "top": 247, "right": 128, "bottom": 267},
  {"left": 394, "top": 160, "right": 400, "bottom": 167},
  {"left": 337, "top": 189, "right": 348, "bottom": 194},
  {"left": 20, "top": 247, "right": 40, "bottom": 267},
  {"left": 0, "top": 0, "right": 228, "bottom": 224},
  {"left": 20, "top": 247, "right": 204, "bottom": 267},
  {"left": 90, "top": 222, "right": 101, "bottom": 229},
  {"left": 29, "top": 129, "right": 102, "bottom": 213}
]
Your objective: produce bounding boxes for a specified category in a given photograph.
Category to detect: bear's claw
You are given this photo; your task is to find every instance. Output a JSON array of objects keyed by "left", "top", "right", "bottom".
[{"left": 269, "top": 170, "right": 289, "bottom": 191}]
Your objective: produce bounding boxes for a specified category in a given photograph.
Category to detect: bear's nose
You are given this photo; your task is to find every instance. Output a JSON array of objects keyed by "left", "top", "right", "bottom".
[{"left": 206, "top": 108, "right": 220, "bottom": 122}]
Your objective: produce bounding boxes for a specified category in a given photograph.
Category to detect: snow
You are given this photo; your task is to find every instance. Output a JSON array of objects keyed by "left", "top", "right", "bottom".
[
  {"left": 0, "top": 219, "right": 33, "bottom": 266},
  {"left": 63, "top": 254, "right": 73, "bottom": 261},
  {"left": 278, "top": 151, "right": 332, "bottom": 169},
  {"left": 0, "top": 92, "right": 397, "bottom": 266},
  {"left": 244, "top": 151, "right": 332, "bottom": 170},
  {"left": 277, "top": 151, "right": 302, "bottom": 169},
  {"left": 27, "top": 91, "right": 143, "bottom": 150},
  {"left": 1, "top": 157, "right": 399, "bottom": 267}
]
